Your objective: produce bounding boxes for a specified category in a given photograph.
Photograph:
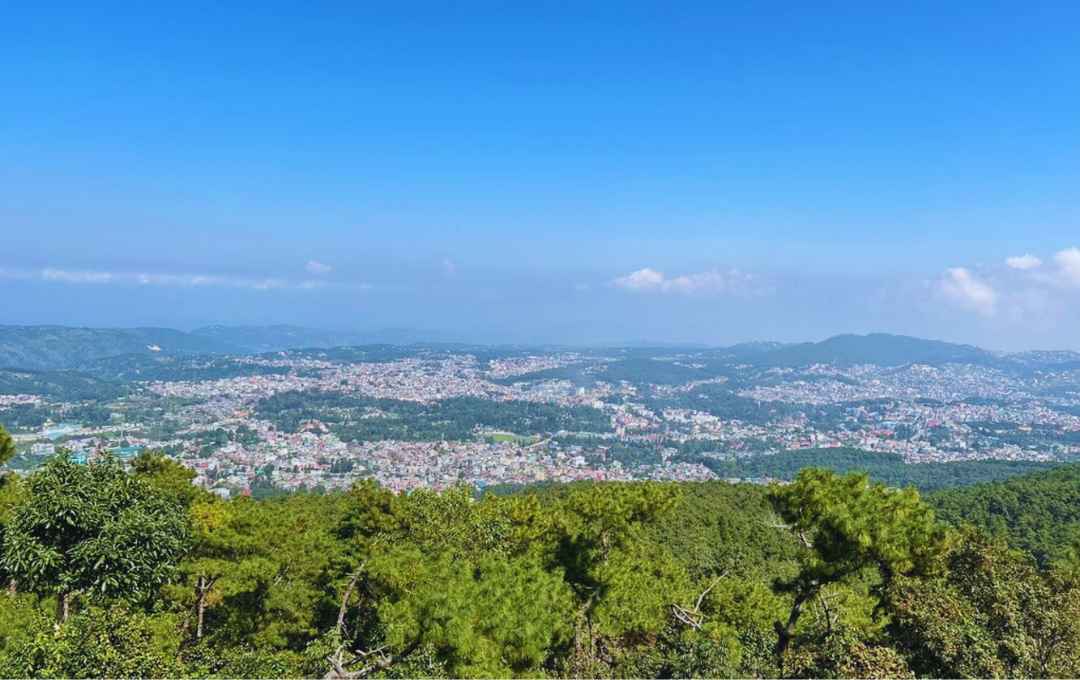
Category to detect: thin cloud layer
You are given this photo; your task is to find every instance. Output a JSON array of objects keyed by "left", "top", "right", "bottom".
[
  {"left": 41, "top": 268, "right": 115, "bottom": 284},
  {"left": 939, "top": 267, "right": 997, "bottom": 316},
  {"left": 1054, "top": 248, "right": 1080, "bottom": 287},
  {"left": 612, "top": 267, "right": 758, "bottom": 295},
  {"left": 2, "top": 266, "right": 349, "bottom": 292},
  {"left": 939, "top": 246, "right": 1080, "bottom": 321}
]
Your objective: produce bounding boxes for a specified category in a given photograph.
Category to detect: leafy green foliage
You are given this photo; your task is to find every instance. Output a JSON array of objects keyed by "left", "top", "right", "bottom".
[
  {"left": 646, "top": 480, "right": 800, "bottom": 580},
  {"left": 1, "top": 455, "right": 189, "bottom": 616},
  {"left": 772, "top": 470, "right": 946, "bottom": 585},
  {"left": 2, "top": 457, "right": 1080, "bottom": 677},
  {"left": 769, "top": 469, "right": 947, "bottom": 658},
  {"left": 0, "top": 604, "right": 184, "bottom": 678},
  {"left": 132, "top": 450, "right": 208, "bottom": 507},
  {"left": 886, "top": 529, "right": 1080, "bottom": 678},
  {"left": 930, "top": 463, "right": 1080, "bottom": 566},
  {"left": 0, "top": 426, "right": 16, "bottom": 469},
  {"left": 374, "top": 549, "right": 575, "bottom": 677}
]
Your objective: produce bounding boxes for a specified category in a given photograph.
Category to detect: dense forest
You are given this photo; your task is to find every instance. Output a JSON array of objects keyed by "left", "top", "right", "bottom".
[
  {"left": 928, "top": 464, "right": 1080, "bottom": 567},
  {"left": 690, "top": 447, "right": 1057, "bottom": 493},
  {"left": 2, "top": 424, "right": 1080, "bottom": 678},
  {"left": 257, "top": 391, "right": 613, "bottom": 441}
]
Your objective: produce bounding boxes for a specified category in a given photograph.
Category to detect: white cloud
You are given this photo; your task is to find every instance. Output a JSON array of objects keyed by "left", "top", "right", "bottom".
[
  {"left": 1054, "top": 247, "right": 1080, "bottom": 287},
  {"left": 613, "top": 267, "right": 666, "bottom": 291},
  {"left": 134, "top": 273, "right": 219, "bottom": 286},
  {"left": 128, "top": 271, "right": 288, "bottom": 290},
  {"left": 41, "top": 268, "right": 115, "bottom": 284},
  {"left": 939, "top": 267, "right": 997, "bottom": 316},
  {"left": 929, "top": 246, "right": 1080, "bottom": 326},
  {"left": 21, "top": 266, "right": 339, "bottom": 292},
  {"left": 306, "top": 260, "right": 333, "bottom": 275},
  {"left": 1006, "top": 254, "right": 1042, "bottom": 270},
  {"left": 612, "top": 267, "right": 757, "bottom": 295},
  {"left": 666, "top": 270, "right": 743, "bottom": 294}
]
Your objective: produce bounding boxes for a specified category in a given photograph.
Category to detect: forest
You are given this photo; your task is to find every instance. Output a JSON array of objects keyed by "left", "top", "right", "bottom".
[
  {"left": 256, "top": 391, "right": 613, "bottom": 442},
  {"left": 2, "top": 423, "right": 1080, "bottom": 678},
  {"left": 688, "top": 447, "right": 1057, "bottom": 493}
]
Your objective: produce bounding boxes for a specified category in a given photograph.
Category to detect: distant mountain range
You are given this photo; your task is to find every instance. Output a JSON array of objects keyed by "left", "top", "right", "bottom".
[
  {"left": 755, "top": 333, "right": 995, "bottom": 367},
  {"left": 698, "top": 333, "right": 1080, "bottom": 371},
  {"left": 0, "top": 325, "right": 1077, "bottom": 372},
  {"left": 191, "top": 325, "right": 369, "bottom": 353},
  {"left": 0, "top": 325, "right": 454, "bottom": 370}
]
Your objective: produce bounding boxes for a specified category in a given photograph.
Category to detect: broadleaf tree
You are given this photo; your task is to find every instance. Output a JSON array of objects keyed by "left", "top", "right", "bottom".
[{"left": 1, "top": 454, "right": 189, "bottom": 621}]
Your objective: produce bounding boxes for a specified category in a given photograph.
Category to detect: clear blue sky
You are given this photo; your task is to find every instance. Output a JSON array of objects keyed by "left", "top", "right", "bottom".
[{"left": 2, "top": 1, "right": 1079, "bottom": 348}]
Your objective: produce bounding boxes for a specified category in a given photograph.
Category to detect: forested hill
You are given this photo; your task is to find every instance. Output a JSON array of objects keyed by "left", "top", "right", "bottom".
[
  {"left": 4, "top": 427, "right": 1080, "bottom": 678},
  {"left": 726, "top": 332, "right": 1080, "bottom": 370},
  {"left": 0, "top": 326, "right": 236, "bottom": 370},
  {"left": 750, "top": 333, "right": 995, "bottom": 367},
  {"left": 0, "top": 325, "right": 439, "bottom": 370},
  {"left": 929, "top": 463, "right": 1080, "bottom": 566}
]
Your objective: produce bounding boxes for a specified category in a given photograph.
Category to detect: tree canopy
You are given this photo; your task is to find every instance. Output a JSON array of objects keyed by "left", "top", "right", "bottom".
[
  {"left": 1, "top": 454, "right": 189, "bottom": 621},
  {"left": 1, "top": 454, "right": 1079, "bottom": 677}
]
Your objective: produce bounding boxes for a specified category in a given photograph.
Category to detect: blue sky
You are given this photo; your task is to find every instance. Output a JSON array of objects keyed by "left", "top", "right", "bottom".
[{"left": 2, "top": 1, "right": 1079, "bottom": 348}]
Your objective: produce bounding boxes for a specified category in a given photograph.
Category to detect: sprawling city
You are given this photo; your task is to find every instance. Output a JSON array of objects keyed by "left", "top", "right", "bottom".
[{"left": 5, "top": 333, "right": 1079, "bottom": 496}]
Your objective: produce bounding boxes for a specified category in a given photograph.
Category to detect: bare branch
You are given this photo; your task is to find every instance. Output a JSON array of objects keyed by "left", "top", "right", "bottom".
[
  {"left": 695, "top": 576, "right": 724, "bottom": 611},
  {"left": 336, "top": 562, "right": 366, "bottom": 637},
  {"left": 671, "top": 604, "right": 703, "bottom": 629}
]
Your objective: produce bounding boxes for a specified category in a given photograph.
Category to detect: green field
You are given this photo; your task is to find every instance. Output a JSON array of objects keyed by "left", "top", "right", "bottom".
[{"left": 485, "top": 431, "right": 541, "bottom": 445}]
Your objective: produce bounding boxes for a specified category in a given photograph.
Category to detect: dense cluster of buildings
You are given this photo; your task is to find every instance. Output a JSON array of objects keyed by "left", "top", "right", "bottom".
[{"left": 4, "top": 352, "right": 1080, "bottom": 494}]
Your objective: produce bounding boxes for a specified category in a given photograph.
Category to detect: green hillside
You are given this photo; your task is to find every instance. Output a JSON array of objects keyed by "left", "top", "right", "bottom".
[
  {"left": 0, "top": 325, "right": 236, "bottom": 370},
  {"left": 929, "top": 463, "right": 1080, "bottom": 566}
]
